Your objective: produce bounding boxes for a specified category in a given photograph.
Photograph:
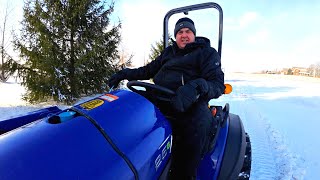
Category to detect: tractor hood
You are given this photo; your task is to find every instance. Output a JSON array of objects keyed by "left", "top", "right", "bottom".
[{"left": 0, "top": 90, "right": 172, "bottom": 180}]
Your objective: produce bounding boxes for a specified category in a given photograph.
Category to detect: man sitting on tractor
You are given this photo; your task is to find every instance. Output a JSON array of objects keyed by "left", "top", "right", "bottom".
[{"left": 108, "top": 17, "right": 225, "bottom": 179}]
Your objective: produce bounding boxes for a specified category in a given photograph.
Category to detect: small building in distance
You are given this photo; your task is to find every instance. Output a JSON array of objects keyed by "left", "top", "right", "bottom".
[{"left": 291, "top": 67, "right": 310, "bottom": 76}]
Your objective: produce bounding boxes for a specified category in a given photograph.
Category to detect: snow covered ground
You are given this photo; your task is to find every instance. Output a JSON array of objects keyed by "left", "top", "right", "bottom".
[
  {"left": 1, "top": 73, "right": 320, "bottom": 179},
  {"left": 212, "top": 73, "right": 320, "bottom": 180}
]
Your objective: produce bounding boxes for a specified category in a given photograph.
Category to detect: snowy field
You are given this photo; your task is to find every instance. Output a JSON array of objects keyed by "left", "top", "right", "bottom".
[
  {"left": 1, "top": 73, "right": 320, "bottom": 179},
  {"left": 212, "top": 73, "right": 320, "bottom": 180}
]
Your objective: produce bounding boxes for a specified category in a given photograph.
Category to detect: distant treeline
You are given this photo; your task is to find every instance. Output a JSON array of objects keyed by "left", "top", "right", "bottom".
[{"left": 263, "top": 62, "right": 320, "bottom": 78}]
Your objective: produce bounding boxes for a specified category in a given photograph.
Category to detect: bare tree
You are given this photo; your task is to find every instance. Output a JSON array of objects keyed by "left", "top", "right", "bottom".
[
  {"left": 0, "top": 1, "right": 14, "bottom": 82},
  {"left": 315, "top": 62, "right": 320, "bottom": 78},
  {"left": 118, "top": 45, "right": 133, "bottom": 69}
]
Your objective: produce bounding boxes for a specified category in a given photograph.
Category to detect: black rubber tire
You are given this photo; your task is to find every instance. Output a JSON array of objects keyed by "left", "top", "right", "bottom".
[{"left": 238, "top": 133, "right": 252, "bottom": 180}]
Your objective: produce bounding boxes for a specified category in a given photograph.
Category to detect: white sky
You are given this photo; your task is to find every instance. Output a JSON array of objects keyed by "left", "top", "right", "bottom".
[
  {"left": 114, "top": 0, "right": 320, "bottom": 72},
  {"left": 1, "top": 0, "right": 320, "bottom": 72}
]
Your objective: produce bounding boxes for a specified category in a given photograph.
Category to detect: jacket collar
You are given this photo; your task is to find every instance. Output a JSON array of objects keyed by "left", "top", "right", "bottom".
[{"left": 171, "top": 36, "right": 211, "bottom": 54}]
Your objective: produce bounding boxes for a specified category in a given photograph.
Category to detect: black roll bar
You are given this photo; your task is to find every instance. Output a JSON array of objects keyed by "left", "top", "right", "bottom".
[{"left": 163, "top": 2, "right": 223, "bottom": 57}]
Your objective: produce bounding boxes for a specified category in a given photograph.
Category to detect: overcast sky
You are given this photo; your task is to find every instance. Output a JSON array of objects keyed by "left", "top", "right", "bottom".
[{"left": 2, "top": 0, "right": 320, "bottom": 73}]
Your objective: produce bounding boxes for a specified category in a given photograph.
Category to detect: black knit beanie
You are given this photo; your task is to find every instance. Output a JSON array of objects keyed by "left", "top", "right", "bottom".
[{"left": 174, "top": 17, "right": 196, "bottom": 37}]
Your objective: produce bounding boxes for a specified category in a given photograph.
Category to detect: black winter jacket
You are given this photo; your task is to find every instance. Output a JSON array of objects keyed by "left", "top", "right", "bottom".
[{"left": 124, "top": 37, "right": 225, "bottom": 102}]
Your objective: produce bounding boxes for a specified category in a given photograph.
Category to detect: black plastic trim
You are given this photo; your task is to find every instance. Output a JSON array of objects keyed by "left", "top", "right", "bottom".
[
  {"left": 158, "top": 157, "right": 171, "bottom": 180},
  {"left": 218, "top": 113, "right": 246, "bottom": 180}
]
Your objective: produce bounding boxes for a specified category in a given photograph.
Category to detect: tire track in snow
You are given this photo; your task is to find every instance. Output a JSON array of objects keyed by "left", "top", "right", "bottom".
[
  {"left": 225, "top": 81, "right": 294, "bottom": 180},
  {"left": 231, "top": 89, "right": 280, "bottom": 179}
]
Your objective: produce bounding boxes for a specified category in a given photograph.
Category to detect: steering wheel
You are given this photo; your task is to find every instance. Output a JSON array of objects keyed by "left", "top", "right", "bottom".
[{"left": 127, "top": 81, "right": 175, "bottom": 102}]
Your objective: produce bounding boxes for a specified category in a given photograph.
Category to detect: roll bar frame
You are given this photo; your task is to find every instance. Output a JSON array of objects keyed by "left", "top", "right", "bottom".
[{"left": 163, "top": 2, "right": 223, "bottom": 57}]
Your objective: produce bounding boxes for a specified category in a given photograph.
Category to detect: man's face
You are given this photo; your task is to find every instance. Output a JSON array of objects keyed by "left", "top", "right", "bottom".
[{"left": 175, "top": 28, "right": 195, "bottom": 49}]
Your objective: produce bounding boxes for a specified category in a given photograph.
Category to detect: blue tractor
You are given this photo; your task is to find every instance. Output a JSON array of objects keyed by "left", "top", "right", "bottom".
[{"left": 0, "top": 2, "right": 251, "bottom": 180}]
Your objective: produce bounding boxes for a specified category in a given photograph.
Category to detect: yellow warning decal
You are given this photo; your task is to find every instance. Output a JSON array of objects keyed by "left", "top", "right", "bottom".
[
  {"left": 80, "top": 99, "right": 104, "bottom": 110},
  {"left": 99, "top": 94, "right": 119, "bottom": 102}
]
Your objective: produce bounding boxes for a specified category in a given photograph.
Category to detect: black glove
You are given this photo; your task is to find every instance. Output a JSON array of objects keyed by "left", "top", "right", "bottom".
[
  {"left": 108, "top": 70, "right": 127, "bottom": 88},
  {"left": 171, "top": 78, "right": 208, "bottom": 112},
  {"left": 188, "top": 78, "right": 209, "bottom": 96}
]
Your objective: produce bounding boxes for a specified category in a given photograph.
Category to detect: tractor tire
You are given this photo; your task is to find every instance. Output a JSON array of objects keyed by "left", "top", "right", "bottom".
[{"left": 238, "top": 133, "right": 252, "bottom": 180}]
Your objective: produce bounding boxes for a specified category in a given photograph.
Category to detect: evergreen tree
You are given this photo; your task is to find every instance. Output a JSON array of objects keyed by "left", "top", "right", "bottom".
[
  {"left": 148, "top": 35, "right": 172, "bottom": 62},
  {"left": 11, "top": 0, "right": 121, "bottom": 104},
  {"left": 0, "top": 50, "right": 14, "bottom": 82}
]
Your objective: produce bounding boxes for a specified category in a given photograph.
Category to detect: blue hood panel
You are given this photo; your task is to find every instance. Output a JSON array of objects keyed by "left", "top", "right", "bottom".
[{"left": 0, "top": 90, "right": 172, "bottom": 180}]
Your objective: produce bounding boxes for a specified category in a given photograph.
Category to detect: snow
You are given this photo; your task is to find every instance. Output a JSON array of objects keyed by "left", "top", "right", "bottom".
[
  {"left": 211, "top": 73, "right": 320, "bottom": 180},
  {"left": 0, "top": 78, "right": 69, "bottom": 119},
  {"left": 1, "top": 73, "right": 320, "bottom": 179}
]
